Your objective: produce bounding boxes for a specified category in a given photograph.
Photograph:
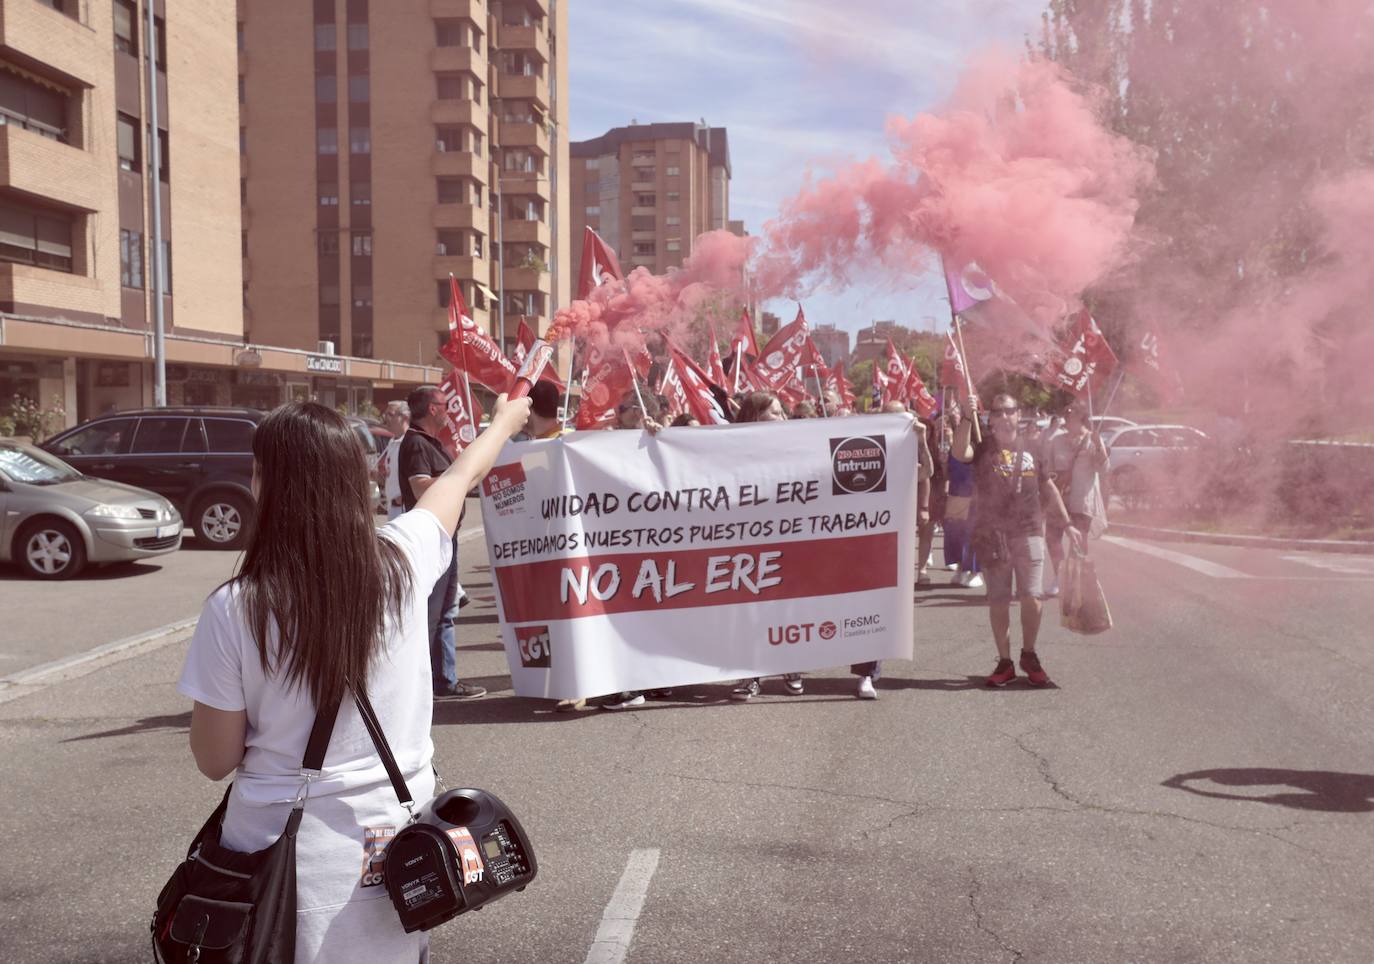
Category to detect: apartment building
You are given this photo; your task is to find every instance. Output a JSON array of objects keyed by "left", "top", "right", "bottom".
[
  {"left": 570, "top": 121, "right": 730, "bottom": 277},
  {"left": 239, "top": 0, "right": 570, "bottom": 387},
  {"left": 811, "top": 322, "right": 850, "bottom": 370},
  {"left": 0, "top": 0, "right": 250, "bottom": 423}
]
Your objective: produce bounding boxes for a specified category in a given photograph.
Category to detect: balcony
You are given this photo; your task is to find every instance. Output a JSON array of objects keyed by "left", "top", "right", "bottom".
[
  {"left": 0, "top": 1, "right": 99, "bottom": 87},
  {"left": 496, "top": 25, "right": 548, "bottom": 61},
  {"left": 498, "top": 120, "right": 548, "bottom": 154},
  {"left": 502, "top": 219, "right": 550, "bottom": 247},
  {"left": 431, "top": 99, "right": 486, "bottom": 131},
  {"left": 524, "top": 0, "right": 550, "bottom": 16},
  {"left": 432, "top": 151, "right": 487, "bottom": 183},
  {"left": 429, "top": 0, "right": 483, "bottom": 18},
  {"left": 496, "top": 73, "right": 548, "bottom": 110},
  {"left": 630, "top": 206, "right": 656, "bottom": 217},
  {"left": 433, "top": 204, "right": 482, "bottom": 230},
  {"left": 502, "top": 264, "right": 547, "bottom": 291},
  {"left": 435, "top": 253, "right": 489, "bottom": 281},
  {"left": 430, "top": 46, "right": 481, "bottom": 73},
  {"left": 0, "top": 125, "right": 101, "bottom": 211}
]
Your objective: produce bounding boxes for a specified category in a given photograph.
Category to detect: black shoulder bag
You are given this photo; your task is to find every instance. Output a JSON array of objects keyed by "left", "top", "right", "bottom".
[{"left": 151, "top": 699, "right": 341, "bottom": 963}]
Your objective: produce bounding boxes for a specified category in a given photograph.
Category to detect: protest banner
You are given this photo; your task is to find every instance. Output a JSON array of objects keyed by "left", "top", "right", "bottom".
[{"left": 479, "top": 414, "right": 919, "bottom": 699}]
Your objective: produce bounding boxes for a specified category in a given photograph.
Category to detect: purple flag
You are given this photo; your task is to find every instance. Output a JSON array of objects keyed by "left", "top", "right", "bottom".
[{"left": 942, "top": 256, "right": 996, "bottom": 316}]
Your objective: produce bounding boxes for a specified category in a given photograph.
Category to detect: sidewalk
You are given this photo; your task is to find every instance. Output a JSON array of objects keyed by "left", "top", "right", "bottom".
[{"left": 1108, "top": 521, "right": 1374, "bottom": 555}]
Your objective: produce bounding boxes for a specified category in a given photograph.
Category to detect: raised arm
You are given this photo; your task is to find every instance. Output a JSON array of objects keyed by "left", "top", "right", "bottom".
[{"left": 417, "top": 394, "right": 531, "bottom": 535}]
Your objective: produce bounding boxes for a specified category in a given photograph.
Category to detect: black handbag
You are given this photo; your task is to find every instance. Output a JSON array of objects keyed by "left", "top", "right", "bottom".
[{"left": 151, "top": 699, "right": 342, "bottom": 963}]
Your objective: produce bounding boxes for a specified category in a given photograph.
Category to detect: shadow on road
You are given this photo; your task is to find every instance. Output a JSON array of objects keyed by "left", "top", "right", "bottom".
[
  {"left": 62, "top": 711, "right": 191, "bottom": 743},
  {"left": 1161, "top": 768, "right": 1374, "bottom": 812},
  {"left": 0, "top": 560, "right": 166, "bottom": 582}
]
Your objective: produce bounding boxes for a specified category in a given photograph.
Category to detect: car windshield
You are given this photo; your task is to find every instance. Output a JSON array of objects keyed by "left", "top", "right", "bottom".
[{"left": 0, "top": 442, "right": 83, "bottom": 485}]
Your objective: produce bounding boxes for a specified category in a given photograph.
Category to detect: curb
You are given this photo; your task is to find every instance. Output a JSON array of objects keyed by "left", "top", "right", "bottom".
[
  {"left": 1109, "top": 523, "right": 1374, "bottom": 555},
  {"left": 0, "top": 617, "right": 199, "bottom": 704}
]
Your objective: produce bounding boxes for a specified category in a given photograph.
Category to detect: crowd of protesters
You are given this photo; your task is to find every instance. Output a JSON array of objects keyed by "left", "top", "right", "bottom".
[{"left": 371, "top": 370, "right": 1110, "bottom": 707}]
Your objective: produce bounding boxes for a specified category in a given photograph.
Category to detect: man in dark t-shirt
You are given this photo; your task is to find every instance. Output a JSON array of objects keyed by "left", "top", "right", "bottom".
[
  {"left": 953, "top": 393, "right": 1079, "bottom": 688},
  {"left": 399, "top": 385, "right": 485, "bottom": 701}
]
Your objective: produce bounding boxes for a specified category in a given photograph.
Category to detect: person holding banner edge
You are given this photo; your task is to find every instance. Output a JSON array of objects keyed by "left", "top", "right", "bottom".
[{"left": 953, "top": 393, "right": 1081, "bottom": 687}]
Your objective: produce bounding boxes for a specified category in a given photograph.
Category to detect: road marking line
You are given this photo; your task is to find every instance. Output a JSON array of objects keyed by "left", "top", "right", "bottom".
[
  {"left": 1101, "top": 536, "right": 1251, "bottom": 578},
  {"left": 1280, "top": 554, "right": 1374, "bottom": 575},
  {"left": 583, "top": 848, "right": 661, "bottom": 964},
  {"left": 0, "top": 616, "right": 198, "bottom": 702}
]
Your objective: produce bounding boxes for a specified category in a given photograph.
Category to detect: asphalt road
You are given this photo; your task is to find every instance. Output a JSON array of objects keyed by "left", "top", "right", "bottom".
[{"left": 1, "top": 530, "right": 1372, "bottom": 963}]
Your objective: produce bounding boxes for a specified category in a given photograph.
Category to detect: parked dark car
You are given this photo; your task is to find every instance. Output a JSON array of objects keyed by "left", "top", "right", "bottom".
[{"left": 42, "top": 407, "right": 262, "bottom": 549}]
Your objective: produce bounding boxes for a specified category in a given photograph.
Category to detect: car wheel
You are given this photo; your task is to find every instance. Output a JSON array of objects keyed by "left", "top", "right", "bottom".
[
  {"left": 194, "top": 493, "right": 253, "bottom": 549},
  {"left": 17, "top": 519, "right": 88, "bottom": 580}
]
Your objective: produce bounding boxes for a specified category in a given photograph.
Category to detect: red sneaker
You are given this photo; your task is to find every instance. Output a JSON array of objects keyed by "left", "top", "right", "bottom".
[
  {"left": 986, "top": 658, "right": 1017, "bottom": 687},
  {"left": 1019, "top": 650, "right": 1051, "bottom": 686}
]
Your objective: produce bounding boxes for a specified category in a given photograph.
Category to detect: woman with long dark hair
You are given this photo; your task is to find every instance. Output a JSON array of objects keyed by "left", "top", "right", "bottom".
[{"left": 177, "top": 395, "right": 529, "bottom": 961}]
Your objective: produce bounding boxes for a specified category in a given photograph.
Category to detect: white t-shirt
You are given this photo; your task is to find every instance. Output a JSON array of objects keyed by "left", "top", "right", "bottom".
[
  {"left": 382, "top": 437, "right": 404, "bottom": 521},
  {"left": 177, "top": 508, "right": 452, "bottom": 963}
]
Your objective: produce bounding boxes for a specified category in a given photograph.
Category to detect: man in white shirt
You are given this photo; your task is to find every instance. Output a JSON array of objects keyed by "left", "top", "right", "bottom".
[{"left": 377, "top": 401, "right": 408, "bottom": 521}]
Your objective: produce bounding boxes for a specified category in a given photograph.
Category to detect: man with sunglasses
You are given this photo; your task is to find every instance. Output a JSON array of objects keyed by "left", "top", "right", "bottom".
[{"left": 952, "top": 394, "right": 1081, "bottom": 687}]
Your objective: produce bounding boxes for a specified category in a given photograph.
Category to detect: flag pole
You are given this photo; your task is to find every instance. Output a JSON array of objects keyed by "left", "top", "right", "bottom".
[
  {"left": 814, "top": 368, "right": 828, "bottom": 416},
  {"left": 733, "top": 343, "right": 743, "bottom": 394},
  {"left": 561, "top": 337, "right": 578, "bottom": 429},
  {"left": 622, "top": 346, "right": 648, "bottom": 413},
  {"left": 953, "top": 313, "right": 981, "bottom": 443}
]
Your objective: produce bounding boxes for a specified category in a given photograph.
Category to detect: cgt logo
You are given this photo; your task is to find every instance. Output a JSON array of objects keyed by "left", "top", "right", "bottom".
[{"left": 515, "top": 625, "right": 552, "bottom": 668}]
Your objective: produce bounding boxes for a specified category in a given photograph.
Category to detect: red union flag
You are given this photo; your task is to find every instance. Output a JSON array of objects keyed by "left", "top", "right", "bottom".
[
  {"left": 731, "top": 308, "right": 761, "bottom": 360},
  {"left": 904, "top": 359, "right": 938, "bottom": 418},
  {"left": 706, "top": 322, "right": 728, "bottom": 388},
  {"left": 436, "top": 369, "right": 483, "bottom": 457},
  {"left": 1042, "top": 310, "right": 1119, "bottom": 398},
  {"left": 939, "top": 330, "right": 969, "bottom": 395},
  {"left": 514, "top": 318, "right": 565, "bottom": 390},
  {"left": 752, "top": 307, "right": 810, "bottom": 392},
  {"left": 661, "top": 345, "right": 728, "bottom": 424},
  {"left": 827, "top": 361, "right": 857, "bottom": 408},
  {"left": 440, "top": 276, "right": 517, "bottom": 392},
  {"left": 880, "top": 338, "right": 909, "bottom": 408},
  {"left": 574, "top": 342, "right": 651, "bottom": 431},
  {"left": 577, "top": 226, "right": 624, "bottom": 301}
]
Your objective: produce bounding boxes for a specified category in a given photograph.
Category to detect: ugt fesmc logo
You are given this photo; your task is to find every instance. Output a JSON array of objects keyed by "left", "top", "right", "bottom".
[
  {"left": 829, "top": 435, "right": 887, "bottom": 495},
  {"left": 515, "top": 625, "right": 552, "bottom": 668}
]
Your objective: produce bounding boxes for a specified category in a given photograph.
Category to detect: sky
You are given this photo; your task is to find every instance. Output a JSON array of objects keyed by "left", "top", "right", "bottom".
[{"left": 568, "top": 0, "right": 1048, "bottom": 338}]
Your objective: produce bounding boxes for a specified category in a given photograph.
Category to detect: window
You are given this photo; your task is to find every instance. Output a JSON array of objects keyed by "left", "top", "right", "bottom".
[
  {"left": 630, "top": 215, "right": 655, "bottom": 231},
  {"left": 350, "top": 182, "right": 370, "bottom": 205},
  {"left": 470, "top": 129, "right": 482, "bottom": 156},
  {"left": 347, "top": 23, "right": 368, "bottom": 49},
  {"left": 436, "top": 73, "right": 463, "bottom": 99},
  {"left": 352, "top": 285, "right": 372, "bottom": 307},
  {"left": 314, "top": 24, "right": 336, "bottom": 50},
  {"left": 436, "top": 280, "right": 450, "bottom": 308},
  {"left": 153, "top": 16, "right": 167, "bottom": 71},
  {"left": 319, "top": 284, "right": 340, "bottom": 305},
  {"left": 632, "top": 150, "right": 655, "bottom": 164},
  {"left": 240, "top": 179, "right": 246, "bottom": 205},
  {"left": 0, "top": 202, "right": 74, "bottom": 272},
  {"left": 319, "top": 184, "right": 339, "bottom": 205},
  {"left": 666, "top": 240, "right": 681, "bottom": 252},
  {"left": 237, "top": 22, "right": 245, "bottom": 52},
  {"left": 120, "top": 229, "right": 143, "bottom": 288},
  {"left": 503, "top": 150, "right": 539, "bottom": 174},
  {"left": 437, "top": 178, "right": 464, "bottom": 204},
  {"left": 241, "top": 230, "right": 247, "bottom": 257},
  {"left": 635, "top": 194, "right": 655, "bottom": 206},
  {"left": 158, "top": 238, "right": 172, "bottom": 292},
  {"left": 352, "top": 334, "right": 373, "bottom": 358},
  {"left": 131, "top": 417, "right": 187, "bottom": 454},
  {"left": 349, "top": 127, "right": 370, "bottom": 153},
  {"left": 114, "top": 0, "right": 138, "bottom": 56},
  {"left": 472, "top": 233, "right": 483, "bottom": 258},
  {"left": 203, "top": 419, "right": 257, "bottom": 453},
  {"left": 238, "top": 76, "right": 245, "bottom": 104},
  {"left": 348, "top": 75, "right": 368, "bottom": 103},
  {"left": 666, "top": 166, "right": 680, "bottom": 176},
  {"left": 351, "top": 232, "right": 372, "bottom": 256},
  {"left": 0, "top": 70, "right": 70, "bottom": 143},
  {"left": 435, "top": 19, "right": 464, "bottom": 46},
  {"left": 152, "top": 127, "right": 169, "bottom": 181},
  {"left": 666, "top": 216, "right": 681, "bottom": 226},
  {"left": 183, "top": 420, "right": 207, "bottom": 453},
  {"left": 317, "top": 127, "right": 338, "bottom": 154},
  {"left": 633, "top": 242, "right": 656, "bottom": 256},
  {"left": 51, "top": 418, "right": 135, "bottom": 456},
  {"left": 435, "top": 126, "right": 460, "bottom": 152},
  {"left": 315, "top": 74, "right": 337, "bottom": 103},
  {"left": 666, "top": 191, "right": 680, "bottom": 202},
  {"left": 585, "top": 158, "right": 599, "bottom": 170},
  {"left": 585, "top": 205, "right": 600, "bottom": 217},
  {"left": 318, "top": 233, "right": 339, "bottom": 255},
  {"left": 436, "top": 229, "right": 462, "bottom": 256},
  {"left": 239, "top": 127, "right": 246, "bottom": 154}
]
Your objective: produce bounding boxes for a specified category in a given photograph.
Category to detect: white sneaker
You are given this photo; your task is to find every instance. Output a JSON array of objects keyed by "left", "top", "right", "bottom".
[
  {"left": 946, "top": 562, "right": 961, "bottom": 570},
  {"left": 857, "top": 676, "right": 877, "bottom": 700},
  {"left": 916, "top": 570, "right": 932, "bottom": 586},
  {"left": 602, "top": 692, "right": 645, "bottom": 710},
  {"left": 966, "top": 572, "right": 985, "bottom": 588},
  {"left": 955, "top": 570, "right": 970, "bottom": 586}
]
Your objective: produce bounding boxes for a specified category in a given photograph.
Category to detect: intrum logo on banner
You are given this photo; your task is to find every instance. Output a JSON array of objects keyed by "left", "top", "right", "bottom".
[
  {"left": 830, "top": 435, "right": 888, "bottom": 495},
  {"left": 515, "top": 624, "right": 552, "bottom": 667}
]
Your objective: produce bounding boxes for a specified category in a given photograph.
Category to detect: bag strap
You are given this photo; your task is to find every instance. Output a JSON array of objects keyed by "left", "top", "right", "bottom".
[
  {"left": 350, "top": 686, "right": 415, "bottom": 810},
  {"left": 301, "top": 696, "right": 342, "bottom": 773}
]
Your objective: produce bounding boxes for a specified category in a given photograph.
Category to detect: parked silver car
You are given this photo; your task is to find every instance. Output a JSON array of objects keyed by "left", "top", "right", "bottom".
[
  {"left": 1103, "top": 424, "right": 1209, "bottom": 505},
  {"left": 0, "top": 439, "right": 183, "bottom": 579}
]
